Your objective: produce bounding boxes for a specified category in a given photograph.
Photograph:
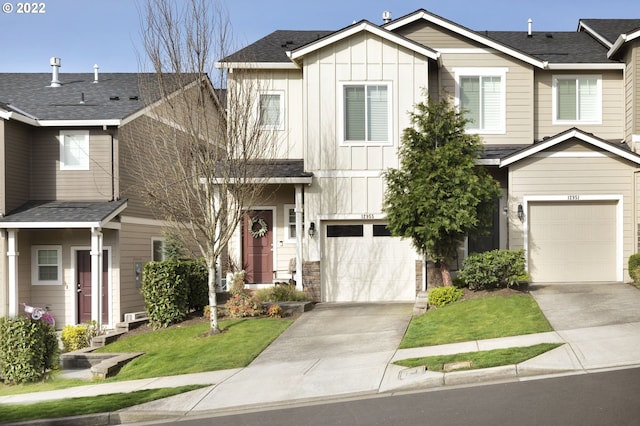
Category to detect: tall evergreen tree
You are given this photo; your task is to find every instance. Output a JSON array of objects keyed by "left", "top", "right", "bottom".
[{"left": 383, "top": 97, "right": 500, "bottom": 286}]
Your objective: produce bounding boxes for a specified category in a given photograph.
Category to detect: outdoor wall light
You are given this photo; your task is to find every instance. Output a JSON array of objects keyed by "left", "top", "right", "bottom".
[
  {"left": 517, "top": 204, "right": 525, "bottom": 222},
  {"left": 308, "top": 222, "right": 316, "bottom": 238}
]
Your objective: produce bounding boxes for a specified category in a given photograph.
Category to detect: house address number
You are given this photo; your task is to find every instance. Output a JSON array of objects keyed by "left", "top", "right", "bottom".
[
  {"left": 567, "top": 195, "right": 580, "bottom": 201},
  {"left": 361, "top": 213, "right": 375, "bottom": 219}
]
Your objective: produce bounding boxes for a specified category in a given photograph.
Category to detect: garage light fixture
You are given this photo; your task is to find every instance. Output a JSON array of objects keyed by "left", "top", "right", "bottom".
[
  {"left": 308, "top": 222, "right": 316, "bottom": 238},
  {"left": 517, "top": 204, "right": 525, "bottom": 222}
]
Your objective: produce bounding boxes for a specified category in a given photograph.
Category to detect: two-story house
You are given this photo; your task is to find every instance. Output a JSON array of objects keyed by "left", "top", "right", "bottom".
[
  {"left": 0, "top": 61, "right": 209, "bottom": 328},
  {"left": 218, "top": 9, "right": 640, "bottom": 303}
]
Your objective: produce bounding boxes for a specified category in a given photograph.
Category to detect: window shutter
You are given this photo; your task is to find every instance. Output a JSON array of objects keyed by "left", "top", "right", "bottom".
[
  {"left": 344, "top": 86, "right": 366, "bottom": 140},
  {"left": 367, "top": 85, "right": 388, "bottom": 141}
]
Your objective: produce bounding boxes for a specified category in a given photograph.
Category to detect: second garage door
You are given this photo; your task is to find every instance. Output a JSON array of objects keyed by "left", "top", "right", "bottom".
[
  {"left": 528, "top": 201, "right": 617, "bottom": 282},
  {"left": 322, "top": 222, "right": 417, "bottom": 302}
]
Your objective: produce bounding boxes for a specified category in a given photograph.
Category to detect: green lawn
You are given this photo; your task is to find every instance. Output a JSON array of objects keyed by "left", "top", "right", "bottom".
[
  {"left": 395, "top": 343, "right": 562, "bottom": 372},
  {"left": 400, "top": 294, "right": 553, "bottom": 348}
]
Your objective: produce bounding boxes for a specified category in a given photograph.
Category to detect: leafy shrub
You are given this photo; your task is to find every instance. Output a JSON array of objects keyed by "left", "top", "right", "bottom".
[
  {"left": 266, "top": 304, "right": 283, "bottom": 318},
  {"left": 428, "top": 286, "right": 463, "bottom": 308},
  {"left": 229, "top": 271, "right": 246, "bottom": 295},
  {"left": 225, "top": 291, "right": 262, "bottom": 318},
  {"left": 182, "top": 259, "right": 208, "bottom": 311},
  {"left": 0, "top": 316, "right": 59, "bottom": 384},
  {"left": 142, "top": 261, "right": 189, "bottom": 328},
  {"left": 60, "top": 321, "right": 101, "bottom": 352},
  {"left": 629, "top": 253, "right": 640, "bottom": 283},
  {"left": 254, "top": 284, "right": 309, "bottom": 303},
  {"left": 458, "top": 249, "right": 529, "bottom": 290}
]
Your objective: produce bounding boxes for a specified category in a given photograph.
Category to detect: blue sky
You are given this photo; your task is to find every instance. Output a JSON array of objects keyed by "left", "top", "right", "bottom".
[{"left": 0, "top": 0, "right": 638, "bottom": 73}]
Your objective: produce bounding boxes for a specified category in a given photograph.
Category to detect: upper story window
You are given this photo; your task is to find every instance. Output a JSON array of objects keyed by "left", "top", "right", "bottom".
[
  {"left": 152, "top": 238, "right": 166, "bottom": 261},
  {"left": 553, "top": 75, "right": 601, "bottom": 124},
  {"left": 259, "top": 91, "right": 284, "bottom": 130},
  {"left": 60, "top": 130, "right": 90, "bottom": 170},
  {"left": 340, "top": 82, "right": 392, "bottom": 145},
  {"left": 454, "top": 68, "right": 507, "bottom": 134},
  {"left": 31, "top": 245, "right": 62, "bottom": 285}
]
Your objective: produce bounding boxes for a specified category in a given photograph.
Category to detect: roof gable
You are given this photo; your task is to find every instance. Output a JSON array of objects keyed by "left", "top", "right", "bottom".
[
  {"left": 289, "top": 20, "right": 439, "bottom": 63},
  {"left": 500, "top": 128, "right": 640, "bottom": 167},
  {"left": 384, "top": 9, "right": 546, "bottom": 69}
]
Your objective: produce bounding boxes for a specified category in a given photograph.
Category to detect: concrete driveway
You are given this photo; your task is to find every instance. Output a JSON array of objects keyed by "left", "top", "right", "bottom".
[{"left": 530, "top": 283, "right": 640, "bottom": 330}]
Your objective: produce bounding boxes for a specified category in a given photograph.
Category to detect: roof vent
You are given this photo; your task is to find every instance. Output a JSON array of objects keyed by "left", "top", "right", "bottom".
[
  {"left": 527, "top": 18, "right": 532, "bottom": 37},
  {"left": 49, "top": 57, "right": 61, "bottom": 87},
  {"left": 382, "top": 11, "right": 392, "bottom": 24},
  {"left": 93, "top": 64, "right": 99, "bottom": 83}
]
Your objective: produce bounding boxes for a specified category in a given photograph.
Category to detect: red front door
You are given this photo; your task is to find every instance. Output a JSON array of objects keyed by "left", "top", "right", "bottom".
[
  {"left": 77, "top": 250, "right": 109, "bottom": 324},
  {"left": 243, "top": 210, "right": 273, "bottom": 284}
]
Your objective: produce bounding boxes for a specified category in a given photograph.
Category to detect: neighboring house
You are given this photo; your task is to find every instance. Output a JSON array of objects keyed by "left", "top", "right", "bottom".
[
  {"left": 0, "top": 61, "right": 208, "bottom": 328},
  {"left": 218, "top": 9, "right": 640, "bottom": 302}
]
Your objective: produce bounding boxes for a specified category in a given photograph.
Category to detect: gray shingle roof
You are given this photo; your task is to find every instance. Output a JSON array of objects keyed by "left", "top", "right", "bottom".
[
  {"left": 0, "top": 73, "right": 201, "bottom": 121},
  {"left": 221, "top": 30, "right": 333, "bottom": 63},
  {"left": 482, "top": 31, "right": 615, "bottom": 63},
  {"left": 580, "top": 19, "right": 640, "bottom": 45},
  {"left": 0, "top": 199, "right": 127, "bottom": 225}
]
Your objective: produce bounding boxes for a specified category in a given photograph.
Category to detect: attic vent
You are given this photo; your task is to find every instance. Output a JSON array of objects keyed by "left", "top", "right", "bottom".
[
  {"left": 110, "top": 96, "right": 120, "bottom": 101},
  {"left": 129, "top": 95, "right": 139, "bottom": 101},
  {"left": 546, "top": 33, "right": 553, "bottom": 38}
]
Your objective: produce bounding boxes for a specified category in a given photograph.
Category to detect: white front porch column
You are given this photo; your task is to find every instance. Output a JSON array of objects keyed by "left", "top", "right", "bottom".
[
  {"left": 91, "top": 227, "right": 103, "bottom": 323},
  {"left": 7, "top": 229, "right": 19, "bottom": 318},
  {"left": 294, "top": 184, "right": 303, "bottom": 290}
]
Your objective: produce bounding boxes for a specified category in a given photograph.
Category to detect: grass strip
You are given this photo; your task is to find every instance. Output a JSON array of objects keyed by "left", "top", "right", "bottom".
[
  {"left": 0, "top": 385, "right": 205, "bottom": 423},
  {"left": 395, "top": 343, "right": 562, "bottom": 372},
  {"left": 400, "top": 295, "right": 552, "bottom": 348}
]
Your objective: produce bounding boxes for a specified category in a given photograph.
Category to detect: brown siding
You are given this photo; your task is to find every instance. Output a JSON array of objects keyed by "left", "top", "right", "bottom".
[
  {"left": 30, "top": 128, "right": 114, "bottom": 201},
  {"left": 394, "top": 20, "right": 487, "bottom": 49},
  {"left": 3, "top": 120, "right": 31, "bottom": 213}
]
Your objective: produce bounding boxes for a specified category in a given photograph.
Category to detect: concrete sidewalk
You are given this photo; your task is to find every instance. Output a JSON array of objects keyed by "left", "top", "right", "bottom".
[{"left": 3, "top": 286, "right": 640, "bottom": 425}]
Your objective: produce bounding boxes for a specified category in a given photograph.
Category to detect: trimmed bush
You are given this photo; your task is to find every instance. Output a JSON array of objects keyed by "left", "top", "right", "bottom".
[
  {"left": 142, "top": 261, "right": 189, "bottom": 328},
  {"left": 225, "top": 292, "right": 262, "bottom": 318},
  {"left": 458, "top": 249, "right": 529, "bottom": 290},
  {"left": 629, "top": 253, "right": 640, "bottom": 284},
  {"left": 0, "top": 316, "right": 59, "bottom": 384},
  {"left": 428, "top": 286, "right": 463, "bottom": 308},
  {"left": 182, "top": 259, "right": 208, "bottom": 311},
  {"left": 60, "top": 321, "right": 101, "bottom": 352},
  {"left": 254, "top": 284, "right": 309, "bottom": 303}
]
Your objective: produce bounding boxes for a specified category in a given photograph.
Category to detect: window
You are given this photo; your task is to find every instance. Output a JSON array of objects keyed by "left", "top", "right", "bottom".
[
  {"left": 454, "top": 68, "right": 507, "bottom": 134},
  {"left": 31, "top": 246, "right": 62, "bottom": 285},
  {"left": 284, "top": 205, "right": 302, "bottom": 241},
  {"left": 60, "top": 130, "right": 90, "bottom": 170},
  {"left": 152, "top": 238, "right": 165, "bottom": 261},
  {"left": 553, "top": 75, "right": 601, "bottom": 124},
  {"left": 259, "top": 92, "right": 284, "bottom": 130},
  {"left": 341, "top": 82, "right": 391, "bottom": 145},
  {"left": 372, "top": 224, "right": 392, "bottom": 237},
  {"left": 326, "top": 224, "right": 364, "bottom": 237}
]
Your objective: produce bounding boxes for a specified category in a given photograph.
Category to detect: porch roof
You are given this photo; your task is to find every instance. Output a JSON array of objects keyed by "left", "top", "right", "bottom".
[
  {"left": 209, "top": 159, "right": 313, "bottom": 184},
  {"left": 0, "top": 199, "right": 127, "bottom": 229}
]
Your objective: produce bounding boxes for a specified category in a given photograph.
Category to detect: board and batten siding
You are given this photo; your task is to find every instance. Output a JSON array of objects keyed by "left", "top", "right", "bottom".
[
  {"left": 507, "top": 144, "right": 637, "bottom": 280},
  {"left": 534, "top": 70, "right": 624, "bottom": 142},
  {"left": 2, "top": 120, "right": 31, "bottom": 213},
  {"left": 626, "top": 42, "right": 640, "bottom": 142},
  {"left": 30, "top": 128, "right": 114, "bottom": 201}
]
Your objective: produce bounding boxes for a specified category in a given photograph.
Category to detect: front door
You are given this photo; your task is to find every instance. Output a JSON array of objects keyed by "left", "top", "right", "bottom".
[
  {"left": 242, "top": 210, "right": 273, "bottom": 284},
  {"left": 77, "top": 250, "right": 109, "bottom": 324}
]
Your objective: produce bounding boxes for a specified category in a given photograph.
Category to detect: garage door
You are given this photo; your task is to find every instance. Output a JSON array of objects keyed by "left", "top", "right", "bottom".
[
  {"left": 528, "top": 201, "right": 617, "bottom": 282},
  {"left": 322, "top": 222, "right": 416, "bottom": 302}
]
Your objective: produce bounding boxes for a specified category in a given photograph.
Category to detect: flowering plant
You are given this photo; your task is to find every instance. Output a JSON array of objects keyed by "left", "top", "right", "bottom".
[{"left": 22, "top": 303, "right": 55, "bottom": 326}]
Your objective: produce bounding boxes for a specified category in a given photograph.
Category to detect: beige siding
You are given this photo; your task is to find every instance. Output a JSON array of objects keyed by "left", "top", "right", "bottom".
[
  {"left": 626, "top": 41, "right": 640, "bottom": 142},
  {"left": 534, "top": 70, "right": 624, "bottom": 141},
  {"left": 394, "top": 20, "right": 486, "bottom": 49},
  {"left": 30, "top": 128, "right": 114, "bottom": 201},
  {"left": 3, "top": 120, "right": 31, "bottom": 213},
  {"left": 508, "top": 142, "right": 636, "bottom": 280}
]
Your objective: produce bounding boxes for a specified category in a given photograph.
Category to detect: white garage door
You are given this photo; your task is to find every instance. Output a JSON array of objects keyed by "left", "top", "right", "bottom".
[
  {"left": 322, "top": 222, "right": 416, "bottom": 302},
  {"left": 528, "top": 201, "right": 617, "bottom": 282}
]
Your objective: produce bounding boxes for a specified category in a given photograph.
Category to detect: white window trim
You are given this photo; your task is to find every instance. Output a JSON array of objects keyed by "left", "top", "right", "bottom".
[
  {"left": 552, "top": 74, "right": 602, "bottom": 125},
  {"left": 59, "top": 130, "right": 90, "bottom": 171},
  {"left": 284, "top": 204, "right": 296, "bottom": 243},
  {"left": 338, "top": 81, "right": 393, "bottom": 146},
  {"left": 258, "top": 91, "right": 285, "bottom": 131},
  {"left": 31, "top": 245, "right": 63, "bottom": 285},
  {"left": 453, "top": 67, "right": 508, "bottom": 135},
  {"left": 151, "top": 237, "right": 166, "bottom": 261}
]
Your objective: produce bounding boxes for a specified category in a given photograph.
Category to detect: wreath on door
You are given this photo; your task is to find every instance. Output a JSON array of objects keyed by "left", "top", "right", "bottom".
[{"left": 249, "top": 217, "right": 268, "bottom": 238}]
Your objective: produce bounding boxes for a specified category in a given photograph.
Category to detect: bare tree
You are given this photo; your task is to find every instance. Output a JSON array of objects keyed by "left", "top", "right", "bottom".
[{"left": 127, "top": 0, "right": 276, "bottom": 334}]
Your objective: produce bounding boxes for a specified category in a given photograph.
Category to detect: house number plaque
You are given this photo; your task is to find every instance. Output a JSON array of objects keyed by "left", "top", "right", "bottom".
[{"left": 567, "top": 195, "right": 580, "bottom": 201}]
